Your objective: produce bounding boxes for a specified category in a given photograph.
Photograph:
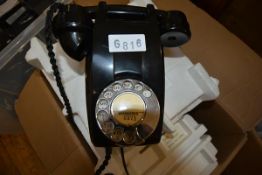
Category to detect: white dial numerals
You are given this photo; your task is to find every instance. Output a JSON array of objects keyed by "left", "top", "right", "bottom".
[
  {"left": 143, "top": 90, "right": 152, "bottom": 97},
  {"left": 135, "top": 84, "right": 143, "bottom": 91},
  {"left": 113, "top": 83, "right": 122, "bottom": 92},
  {"left": 104, "top": 91, "right": 113, "bottom": 99},
  {"left": 101, "top": 121, "right": 115, "bottom": 133},
  {"left": 98, "top": 99, "right": 108, "bottom": 109},
  {"left": 111, "top": 127, "right": 124, "bottom": 142},
  {"left": 123, "top": 81, "right": 133, "bottom": 89},
  {"left": 97, "top": 110, "right": 110, "bottom": 122}
]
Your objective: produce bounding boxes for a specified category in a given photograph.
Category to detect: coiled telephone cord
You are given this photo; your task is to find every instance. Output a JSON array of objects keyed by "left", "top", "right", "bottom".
[{"left": 45, "top": 3, "right": 111, "bottom": 175}]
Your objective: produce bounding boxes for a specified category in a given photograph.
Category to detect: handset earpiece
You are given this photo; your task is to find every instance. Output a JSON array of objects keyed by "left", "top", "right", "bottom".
[
  {"left": 52, "top": 4, "right": 93, "bottom": 61},
  {"left": 159, "top": 11, "right": 191, "bottom": 47}
]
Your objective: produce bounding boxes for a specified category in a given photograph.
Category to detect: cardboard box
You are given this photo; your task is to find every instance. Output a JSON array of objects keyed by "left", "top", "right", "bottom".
[
  {"left": 15, "top": 0, "right": 262, "bottom": 174},
  {"left": 16, "top": 71, "right": 96, "bottom": 174},
  {"left": 223, "top": 130, "right": 262, "bottom": 175}
]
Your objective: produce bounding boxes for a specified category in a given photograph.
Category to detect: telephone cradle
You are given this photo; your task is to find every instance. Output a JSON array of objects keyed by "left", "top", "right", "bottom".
[{"left": 45, "top": 2, "right": 191, "bottom": 147}]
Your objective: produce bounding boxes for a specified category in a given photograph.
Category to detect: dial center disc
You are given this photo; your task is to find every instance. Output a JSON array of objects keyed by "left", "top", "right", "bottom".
[{"left": 111, "top": 92, "right": 146, "bottom": 127}]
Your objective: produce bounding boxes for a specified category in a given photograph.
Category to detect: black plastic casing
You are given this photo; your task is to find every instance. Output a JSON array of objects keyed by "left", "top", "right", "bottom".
[
  {"left": 51, "top": 3, "right": 191, "bottom": 147},
  {"left": 87, "top": 4, "right": 164, "bottom": 147}
]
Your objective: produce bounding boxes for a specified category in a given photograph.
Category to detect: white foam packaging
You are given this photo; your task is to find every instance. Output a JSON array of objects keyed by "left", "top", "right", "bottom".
[
  {"left": 107, "top": 114, "right": 215, "bottom": 175},
  {"left": 168, "top": 135, "right": 218, "bottom": 175}
]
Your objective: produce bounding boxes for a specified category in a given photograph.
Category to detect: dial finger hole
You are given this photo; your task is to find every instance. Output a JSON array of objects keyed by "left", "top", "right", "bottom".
[
  {"left": 123, "top": 81, "right": 133, "bottom": 89},
  {"left": 98, "top": 99, "right": 108, "bottom": 109},
  {"left": 111, "top": 127, "right": 124, "bottom": 142},
  {"left": 97, "top": 110, "right": 110, "bottom": 123},
  {"left": 101, "top": 121, "right": 115, "bottom": 134},
  {"left": 123, "top": 128, "right": 137, "bottom": 144}
]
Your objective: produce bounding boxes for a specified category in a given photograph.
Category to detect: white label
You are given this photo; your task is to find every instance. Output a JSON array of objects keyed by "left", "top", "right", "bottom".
[{"left": 108, "top": 34, "right": 146, "bottom": 53}]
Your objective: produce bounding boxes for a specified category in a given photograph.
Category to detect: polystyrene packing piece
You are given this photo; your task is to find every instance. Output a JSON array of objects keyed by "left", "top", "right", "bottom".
[
  {"left": 166, "top": 135, "right": 218, "bottom": 175},
  {"left": 163, "top": 48, "right": 219, "bottom": 128},
  {"left": 129, "top": 0, "right": 157, "bottom": 8},
  {"left": 25, "top": 37, "right": 85, "bottom": 83},
  {"left": 106, "top": 114, "right": 208, "bottom": 175}
]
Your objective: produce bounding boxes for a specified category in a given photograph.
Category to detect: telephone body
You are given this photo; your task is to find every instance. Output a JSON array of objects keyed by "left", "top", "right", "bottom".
[{"left": 49, "top": 2, "right": 191, "bottom": 147}]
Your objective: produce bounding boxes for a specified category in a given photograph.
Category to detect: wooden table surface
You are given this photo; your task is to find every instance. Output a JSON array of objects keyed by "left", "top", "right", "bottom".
[{"left": 0, "top": 133, "right": 48, "bottom": 175}]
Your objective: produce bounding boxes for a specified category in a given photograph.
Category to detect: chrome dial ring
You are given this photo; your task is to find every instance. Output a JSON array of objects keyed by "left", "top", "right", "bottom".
[{"left": 95, "top": 79, "right": 160, "bottom": 145}]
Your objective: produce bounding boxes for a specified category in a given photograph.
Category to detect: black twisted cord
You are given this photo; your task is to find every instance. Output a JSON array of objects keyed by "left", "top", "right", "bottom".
[
  {"left": 45, "top": 3, "right": 112, "bottom": 175},
  {"left": 45, "top": 3, "right": 74, "bottom": 123},
  {"left": 95, "top": 147, "right": 112, "bottom": 175}
]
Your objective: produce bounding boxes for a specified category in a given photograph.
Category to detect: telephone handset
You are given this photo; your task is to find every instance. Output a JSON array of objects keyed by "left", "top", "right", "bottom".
[{"left": 46, "top": 2, "right": 191, "bottom": 147}]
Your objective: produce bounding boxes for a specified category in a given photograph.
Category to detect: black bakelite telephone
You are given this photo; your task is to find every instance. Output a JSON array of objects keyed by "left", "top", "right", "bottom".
[{"left": 45, "top": 2, "right": 190, "bottom": 174}]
